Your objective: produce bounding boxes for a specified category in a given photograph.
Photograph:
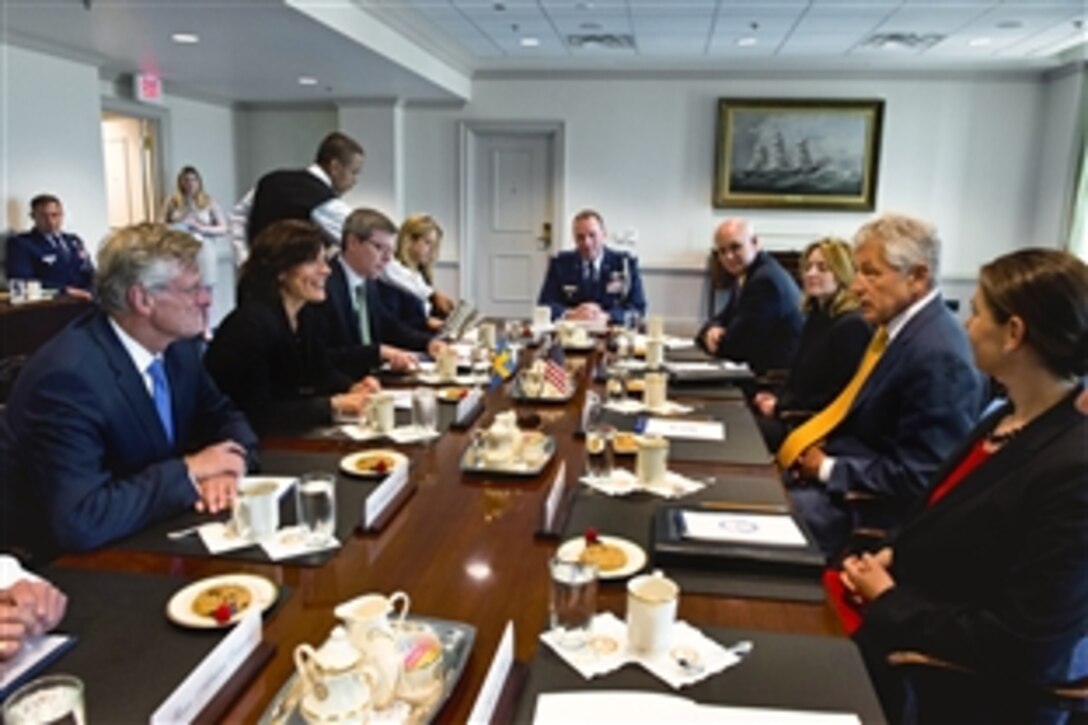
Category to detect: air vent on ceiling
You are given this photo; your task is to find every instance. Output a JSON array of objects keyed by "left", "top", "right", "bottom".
[
  {"left": 862, "top": 33, "right": 945, "bottom": 50},
  {"left": 567, "top": 33, "right": 637, "bottom": 50}
]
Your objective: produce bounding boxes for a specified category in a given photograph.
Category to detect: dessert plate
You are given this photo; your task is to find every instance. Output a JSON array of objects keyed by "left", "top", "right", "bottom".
[
  {"left": 556, "top": 535, "right": 647, "bottom": 580},
  {"left": 166, "top": 573, "right": 278, "bottom": 629},
  {"left": 340, "top": 450, "right": 408, "bottom": 478}
]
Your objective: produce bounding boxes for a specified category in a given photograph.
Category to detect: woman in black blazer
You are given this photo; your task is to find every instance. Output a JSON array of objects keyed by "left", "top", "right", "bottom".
[
  {"left": 205, "top": 220, "right": 378, "bottom": 435},
  {"left": 753, "top": 237, "right": 872, "bottom": 450},
  {"left": 838, "top": 248, "right": 1088, "bottom": 722}
]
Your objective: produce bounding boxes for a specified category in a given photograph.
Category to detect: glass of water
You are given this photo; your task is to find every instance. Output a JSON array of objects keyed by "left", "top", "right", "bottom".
[
  {"left": 549, "top": 558, "right": 598, "bottom": 649},
  {"left": 412, "top": 387, "right": 438, "bottom": 434},
  {"left": 2, "top": 675, "right": 85, "bottom": 725},
  {"left": 296, "top": 472, "right": 337, "bottom": 547}
]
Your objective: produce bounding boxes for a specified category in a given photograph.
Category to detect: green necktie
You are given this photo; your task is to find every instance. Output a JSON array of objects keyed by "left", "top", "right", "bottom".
[{"left": 355, "top": 283, "right": 372, "bottom": 345}]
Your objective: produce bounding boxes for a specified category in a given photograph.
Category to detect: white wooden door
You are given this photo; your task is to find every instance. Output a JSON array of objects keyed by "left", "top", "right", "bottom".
[
  {"left": 468, "top": 132, "right": 555, "bottom": 319},
  {"left": 101, "top": 114, "right": 161, "bottom": 228}
]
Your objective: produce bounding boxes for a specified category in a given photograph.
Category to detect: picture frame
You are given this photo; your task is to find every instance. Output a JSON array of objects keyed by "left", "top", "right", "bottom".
[{"left": 714, "top": 98, "right": 884, "bottom": 211}]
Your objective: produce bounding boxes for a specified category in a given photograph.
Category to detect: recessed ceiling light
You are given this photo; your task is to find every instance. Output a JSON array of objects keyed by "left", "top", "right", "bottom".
[
  {"left": 995, "top": 20, "right": 1022, "bottom": 30},
  {"left": 520, "top": 36, "right": 541, "bottom": 48},
  {"left": 171, "top": 33, "right": 199, "bottom": 44},
  {"left": 969, "top": 37, "right": 993, "bottom": 47},
  {"left": 298, "top": 76, "right": 318, "bottom": 86},
  {"left": 737, "top": 36, "right": 758, "bottom": 47}
]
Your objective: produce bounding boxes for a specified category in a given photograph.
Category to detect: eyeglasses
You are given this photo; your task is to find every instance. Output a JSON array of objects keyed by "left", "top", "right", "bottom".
[
  {"left": 149, "top": 282, "right": 211, "bottom": 299},
  {"left": 366, "top": 238, "right": 395, "bottom": 256}
]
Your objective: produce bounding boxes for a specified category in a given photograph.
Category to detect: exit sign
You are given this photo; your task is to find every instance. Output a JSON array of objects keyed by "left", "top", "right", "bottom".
[{"left": 134, "top": 73, "right": 164, "bottom": 105}]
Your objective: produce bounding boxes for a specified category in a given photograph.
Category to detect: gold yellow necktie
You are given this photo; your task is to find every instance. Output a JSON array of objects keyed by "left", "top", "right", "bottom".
[{"left": 776, "top": 326, "right": 889, "bottom": 469}]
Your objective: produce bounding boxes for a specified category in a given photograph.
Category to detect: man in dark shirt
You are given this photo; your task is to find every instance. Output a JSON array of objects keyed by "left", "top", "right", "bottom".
[{"left": 5, "top": 194, "right": 94, "bottom": 298}]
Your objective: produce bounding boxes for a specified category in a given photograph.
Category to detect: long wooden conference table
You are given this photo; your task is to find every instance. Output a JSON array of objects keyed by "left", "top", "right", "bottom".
[{"left": 45, "top": 341, "right": 874, "bottom": 723}]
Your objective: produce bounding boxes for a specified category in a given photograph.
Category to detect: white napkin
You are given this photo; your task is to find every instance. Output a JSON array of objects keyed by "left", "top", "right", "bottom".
[
  {"left": 196, "top": 522, "right": 255, "bottom": 554},
  {"left": 613, "top": 359, "right": 647, "bottom": 371},
  {"left": 340, "top": 424, "right": 384, "bottom": 441},
  {"left": 541, "top": 613, "right": 744, "bottom": 689},
  {"left": 259, "top": 526, "right": 341, "bottom": 561},
  {"left": 539, "top": 612, "right": 628, "bottom": 679},
  {"left": 602, "top": 399, "right": 694, "bottom": 416},
  {"left": 580, "top": 468, "right": 707, "bottom": 499},
  {"left": 416, "top": 372, "right": 489, "bottom": 386},
  {"left": 387, "top": 425, "right": 441, "bottom": 444}
]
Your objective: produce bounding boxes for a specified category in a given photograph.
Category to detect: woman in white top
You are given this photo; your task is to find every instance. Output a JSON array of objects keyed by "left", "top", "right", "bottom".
[
  {"left": 162, "top": 165, "right": 229, "bottom": 324},
  {"left": 382, "top": 214, "right": 454, "bottom": 331}
]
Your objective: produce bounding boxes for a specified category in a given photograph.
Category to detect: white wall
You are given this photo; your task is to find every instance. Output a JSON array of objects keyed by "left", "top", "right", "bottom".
[
  {"left": 233, "top": 106, "right": 338, "bottom": 195},
  {"left": 1031, "top": 64, "right": 1086, "bottom": 248},
  {"left": 166, "top": 94, "right": 238, "bottom": 218},
  {"left": 0, "top": 43, "right": 108, "bottom": 246},
  {"left": 402, "top": 73, "right": 1055, "bottom": 282}
]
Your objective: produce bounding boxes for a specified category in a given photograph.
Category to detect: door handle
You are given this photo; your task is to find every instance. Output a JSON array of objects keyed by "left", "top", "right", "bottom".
[{"left": 537, "top": 221, "right": 552, "bottom": 250}]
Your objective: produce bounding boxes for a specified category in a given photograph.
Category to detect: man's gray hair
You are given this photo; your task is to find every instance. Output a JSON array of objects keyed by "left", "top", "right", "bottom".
[
  {"left": 854, "top": 212, "right": 940, "bottom": 287},
  {"left": 95, "top": 223, "right": 202, "bottom": 314}
]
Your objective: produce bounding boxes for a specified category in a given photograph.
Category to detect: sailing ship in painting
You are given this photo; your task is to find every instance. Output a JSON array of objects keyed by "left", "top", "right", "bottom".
[{"left": 730, "top": 118, "right": 866, "bottom": 197}]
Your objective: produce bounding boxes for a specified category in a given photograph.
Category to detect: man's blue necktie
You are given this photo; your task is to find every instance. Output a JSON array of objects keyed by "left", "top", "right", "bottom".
[{"left": 147, "top": 358, "right": 174, "bottom": 444}]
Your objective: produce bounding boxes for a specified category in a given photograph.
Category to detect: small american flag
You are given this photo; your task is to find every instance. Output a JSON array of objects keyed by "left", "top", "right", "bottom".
[{"left": 543, "top": 343, "right": 568, "bottom": 394}]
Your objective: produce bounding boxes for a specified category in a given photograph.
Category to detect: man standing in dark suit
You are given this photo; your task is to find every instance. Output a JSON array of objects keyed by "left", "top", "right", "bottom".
[
  {"left": 537, "top": 209, "right": 647, "bottom": 324},
  {"left": 230, "top": 132, "right": 364, "bottom": 258},
  {"left": 782, "top": 213, "right": 984, "bottom": 558},
  {"left": 696, "top": 218, "right": 803, "bottom": 376},
  {"left": 0, "top": 224, "right": 258, "bottom": 559},
  {"left": 309, "top": 208, "right": 446, "bottom": 379},
  {"left": 5, "top": 194, "right": 94, "bottom": 298}
]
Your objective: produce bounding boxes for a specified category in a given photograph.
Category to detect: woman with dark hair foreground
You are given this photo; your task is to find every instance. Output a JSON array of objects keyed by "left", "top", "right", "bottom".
[
  {"left": 838, "top": 248, "right": 1088, "bottom": 723},
  {"left": 205, "top": 220, "right": 378, "bottom": 435}
]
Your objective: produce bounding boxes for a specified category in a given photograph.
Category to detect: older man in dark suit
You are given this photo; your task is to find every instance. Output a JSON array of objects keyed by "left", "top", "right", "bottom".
[
  {"left": 308, "top": 208, "right": 446, "bottom": 379},
  {"left": 5, "top": 194, "right": 94, "bottom": 298},
  {"left": 782, "top": 213, "right": 984, "bottom": 558},
  {"left": 0, "top": 224, "right": 257, "bottom": 560},
  {"left": 537, "top": 209, "right": 647, "bottom": 324},
  {"left": 696, "top": 218, "right": 803, "bottom": 376}
]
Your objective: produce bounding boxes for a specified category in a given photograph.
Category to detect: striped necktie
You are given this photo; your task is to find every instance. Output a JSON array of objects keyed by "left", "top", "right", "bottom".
[
  {"left": 776, "top": 326, "right": 889, "bottom": 468},
  {"left": 355, "top": 283, "right": 372, "bottom": 345},
  {"left": 147, "top": 358, "right": 175, "bottom": 445}
]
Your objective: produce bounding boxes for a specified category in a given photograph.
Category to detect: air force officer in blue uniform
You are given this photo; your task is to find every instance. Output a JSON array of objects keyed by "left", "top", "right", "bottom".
[
  {"left": 537, "top": 210, "right": 647, "bottom": 324},
  {"left": 5, "top": 195, "right": 94, "bottom": 298}
]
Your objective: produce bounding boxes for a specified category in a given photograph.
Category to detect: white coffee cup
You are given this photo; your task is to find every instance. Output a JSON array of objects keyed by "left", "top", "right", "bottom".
[
  {"left": 26, "top": 280, "right": 43, "bottom": 302},
  {"left": 367, "top": 392, "right": 396, "bottom": 433},
  {"left": 477, "top": 322, "right": 497, "bottom": 349},
  {"left": 556, "top": 320, "right": 575, "bottom": 345},
  {"left": 533, "top": 306, "right": 552, "bottom": 328},
  {"left": 645, "top": 339, "right": 665, "bottom": 370},
  {"left": 644, "top": 372, "right": 668, "bottom": 410},
  {"left": 233, "top": 479, "right": 281, "bottom": 541},
  {"left": 635, "top": 435, "right": 669, "bottom": 485},
  {"left": 647, "top": 314, "right": 664, "bottom": 341},
  {"left": 626, "top": 572, "right": 680, "bottom": 655},
  {"left": 436, "top": 347, "right": 459, "bottom": 381}
]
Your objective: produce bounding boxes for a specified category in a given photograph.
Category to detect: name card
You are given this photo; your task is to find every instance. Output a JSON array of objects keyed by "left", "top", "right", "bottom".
[
  {"left": 543, "top": 462, "right": 566, "bottom": 533},
  {"left": 364, "top": 461, "right": 409, "bottom": 529},
  {"left": 456, "top": 388, "right": 483, "bottom": 423},
  {"left": 643, "top": 418, "right": 725, "bottom": 441},
  {"left": 151, "top": 608, "right": 261, "bottom": 724},
  {"left": 467, "top": 621, "right": 514, "bottom": 725}
]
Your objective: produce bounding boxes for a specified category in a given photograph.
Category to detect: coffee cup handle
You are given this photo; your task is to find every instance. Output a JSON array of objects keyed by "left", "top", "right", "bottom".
[
  {"left": 389, "top": 591, "right": 410, "bottom": 624},
  {"left": 294, "top": 644, "right": 320, "bottom": 696}
]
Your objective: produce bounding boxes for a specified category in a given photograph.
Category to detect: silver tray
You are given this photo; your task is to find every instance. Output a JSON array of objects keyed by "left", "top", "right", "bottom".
[
  {"left": 460, "top": 435, "right": 557, "bottom": 477},
  {"left": 260, "top": 616, "right": 475, "bottom": 725}
]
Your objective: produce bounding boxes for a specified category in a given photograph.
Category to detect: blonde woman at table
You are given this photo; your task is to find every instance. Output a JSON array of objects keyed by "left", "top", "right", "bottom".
[
  {"left": 379, "top": 213, "right": 454, "bottom": 332},
  {"left": 837, "top": 248, "right": 1088, "bottom": 722},
  {"left": 753, "top": 237, "right": 872, "bottom": 451},
  {"left": 204, "top": 220, "right": 379, "bottom": 435}
]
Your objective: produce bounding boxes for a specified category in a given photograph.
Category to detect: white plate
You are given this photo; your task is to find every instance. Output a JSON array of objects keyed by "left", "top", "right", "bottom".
[
  {"left": 166, "top": 573, "right": 278, "bottom": 629},
  {"left": 556, "top": 535, "right": 647, "bottom": 580},
  {"left": 339, "top": 449, "right": 409, "bottom": 478}
]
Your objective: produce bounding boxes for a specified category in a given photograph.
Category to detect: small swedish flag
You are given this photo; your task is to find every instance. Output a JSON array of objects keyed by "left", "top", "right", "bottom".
[{"left": 490, "top": 340, "right": 516, "bottom": 388}]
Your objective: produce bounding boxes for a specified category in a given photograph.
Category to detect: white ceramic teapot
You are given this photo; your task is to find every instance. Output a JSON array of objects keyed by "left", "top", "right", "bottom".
[
  {"left": 483, "top": 411, "right": 521, "bottom": 464},
  {"left": 294, "top": 626, "right": 377, "bottom": 724},
  {"left": 334, "top": 591, "right": 411, "bottom": 709}
]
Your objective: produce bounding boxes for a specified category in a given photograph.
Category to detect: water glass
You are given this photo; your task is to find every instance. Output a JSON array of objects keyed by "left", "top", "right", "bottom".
[
  {"left": 622, "top": 309, "right": 642, "bottom": 334},
  {"left": 2, "top": 675, "right": 85, "bottom": 725},
  {"left": 585, "top": 425, "right": 615, "bottom": 479},
  {"left": 296, "top": 472, "right": 337, "bottom": 546},
  {"left": 605, "top": 366, "right": 629, "bottom": 403},
  {"left": 9, "top": 278, "right": 28, "bottom": 305},
  {"left": 411, "top": 387, "right": 438, "bottom": 433},
  {"left": 549, "top": 558, "right": 598, "bottom": 649}
]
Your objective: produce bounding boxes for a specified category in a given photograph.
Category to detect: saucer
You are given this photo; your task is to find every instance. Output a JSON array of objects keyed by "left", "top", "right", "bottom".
[
  {"left": 556, "top": 535, "right": 647, "bottom": 580},
  {"left": 166, "top": 573, "right": 278, "bottom": 629},
  {"left": 437, "top": 386, "right": 469, "bottom": 403},
  {"left": 340, "top": 449, "right": 408, "bottom": 478}
]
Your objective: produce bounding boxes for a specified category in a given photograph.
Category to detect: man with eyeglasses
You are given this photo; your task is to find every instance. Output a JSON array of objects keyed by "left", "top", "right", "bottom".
[
  {"left": 310, "top": 208, "right": 446, "bottom": 378},
  {"left": 696, "top": 218, "right": 803, "bottom": 376},
  {"left": 0, "top": 224, "right": 258, "bottom": 560}
]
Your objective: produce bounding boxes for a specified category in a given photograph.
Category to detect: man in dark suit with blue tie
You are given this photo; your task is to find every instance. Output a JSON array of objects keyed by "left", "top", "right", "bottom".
[
  {"left": 5, "top": 195, "right": 95, "bottom": 298},
  {"left": 696, "top": 218, "right": 804, "bottom": 376},
  {"left": 537, "top": 210, "right": 647, "bottom": 324},
  {"left": 309, "top": 208, "right": 447, "bottom": 379},
  {"left": 0, "top": 224, "right": 257, "bottom": 560}
]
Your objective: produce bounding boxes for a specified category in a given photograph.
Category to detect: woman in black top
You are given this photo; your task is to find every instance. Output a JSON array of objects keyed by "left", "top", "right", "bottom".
[
  {"left": 205, "top": 220, "right": 377, "bottom": 435},
  {"left": 753, "top": 237, "right": 872, "bottom": 451}
]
